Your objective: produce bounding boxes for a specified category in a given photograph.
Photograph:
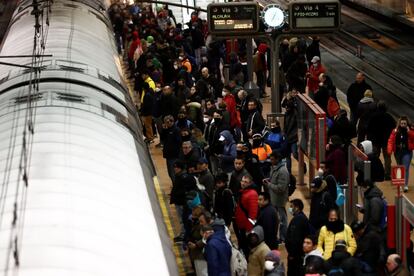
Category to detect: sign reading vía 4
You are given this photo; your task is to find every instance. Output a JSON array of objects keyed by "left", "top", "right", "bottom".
[
  {"left": 289, "top": 1, "right": 341, "bottom": 33},
  {"left": 207, "top": 2, "right": 259, "bottom": 35}
]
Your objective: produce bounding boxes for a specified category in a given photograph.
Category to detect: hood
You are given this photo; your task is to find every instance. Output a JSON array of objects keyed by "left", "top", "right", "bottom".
[
  {"left": 360, "top": 140, "right": 373, "bottom": 155},
  {"left": 258, "top": 43, "right": 267, "bottom": 54},
  {"left": 219, "top": 130, "right": 235, "bottom": 144},
  {"left": 250, "top": 225, "right": 265, "bottom": 243},
  {"left": 360, "top": 96, "right": 374, "bottom": 104},
  {"left": 132, "top": 31, "right": 139, "bottom": 39},
  {"left": 364, "top": 185, "right": 383, "bottom": 199}
]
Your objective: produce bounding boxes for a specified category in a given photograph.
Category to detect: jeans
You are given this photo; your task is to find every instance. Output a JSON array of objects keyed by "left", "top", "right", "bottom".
[
  {"left": 166, "top": 158, "right": 177, "bottom": 183},
  {"left": 286, "top": 142, "right": 298, "bottom": 173},
  {"left": 395, "top": 150, "right": 413, "bottom": 187},
  {"left": 276, "top": 206, "right": 287, "bottom": 242},
  {"left": 175, "top": 205, "right": 185, "bottom": 237}
]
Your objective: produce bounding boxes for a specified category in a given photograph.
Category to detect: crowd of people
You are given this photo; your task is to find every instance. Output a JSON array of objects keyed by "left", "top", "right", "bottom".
[{"left": 109, "top": 1, "right": 414, "bottom": 275}]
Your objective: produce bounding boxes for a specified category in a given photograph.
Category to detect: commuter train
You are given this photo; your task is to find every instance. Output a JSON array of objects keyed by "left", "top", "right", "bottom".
[{"left": 0, "top": 0, "right": 178, "bottom": 275}]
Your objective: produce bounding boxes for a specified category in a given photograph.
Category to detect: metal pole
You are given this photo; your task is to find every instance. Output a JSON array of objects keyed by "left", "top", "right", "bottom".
[
  {"left": 346, "top": 145, "right": 357, "bottom": 223},
  {"left": 246, "top": 38, "right": 253, "bottom": 82},
  {"left": 318, "top": 117, "right": 325, "bottom": 164},
  {"left": 270, "top": 34, "right": 282, "bottom": 113}
]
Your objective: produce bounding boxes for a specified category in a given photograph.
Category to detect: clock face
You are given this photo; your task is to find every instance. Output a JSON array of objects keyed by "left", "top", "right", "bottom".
[{"left": 263, "top": 5, "right": 285, "bottom": 29}]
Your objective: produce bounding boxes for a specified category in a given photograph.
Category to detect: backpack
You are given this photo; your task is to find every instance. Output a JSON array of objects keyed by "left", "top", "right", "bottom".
[
  {"left": 230, "top": 244, "right": 248, "bottom": 276},
  {"left": 288, "top": 174, "right": 297, "bottom": 196},
  {"left": 327, "top": 96, "right": 340, "bottom": 118},
  {"left": 336, "top": 183, "right": 345, "bottom": 206}
]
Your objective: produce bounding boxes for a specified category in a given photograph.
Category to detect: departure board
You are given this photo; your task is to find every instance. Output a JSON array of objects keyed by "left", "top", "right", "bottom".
[
  {"left": 289, "top": 1, "right": 340, "bottom": 33},
  {"left": 207, "top": 2, "right": 259, "bottom": 34}
]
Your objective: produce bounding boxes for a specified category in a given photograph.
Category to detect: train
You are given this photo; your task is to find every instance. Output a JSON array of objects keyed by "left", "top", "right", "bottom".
[{"left": 0, "top": 0, "right": 178, "bottom": 275}]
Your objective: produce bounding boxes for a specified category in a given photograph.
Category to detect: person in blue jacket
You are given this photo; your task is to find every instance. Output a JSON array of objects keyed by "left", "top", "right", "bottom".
[{"left": 203, "top": 224, "right": 232, "bottom": 276}]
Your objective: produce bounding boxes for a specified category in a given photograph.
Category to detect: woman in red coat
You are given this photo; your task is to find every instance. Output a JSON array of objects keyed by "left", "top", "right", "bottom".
[
  {"left": 306, "top": 56, "right": 326, "bottom": 96},
  {"left": 387, "top": 116, "right": 414, "bottom": 192}
]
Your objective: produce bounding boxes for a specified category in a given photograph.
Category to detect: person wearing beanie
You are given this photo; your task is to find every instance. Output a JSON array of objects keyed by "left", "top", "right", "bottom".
[
  {"left": 247, "top": 225, "right": 271, "bottom": 276},
  {"left": 356, "top": 89, "right": 377, "bottom": 144},
  {"left": 264, "top": 250, "right": 285, "bottom": 275}
]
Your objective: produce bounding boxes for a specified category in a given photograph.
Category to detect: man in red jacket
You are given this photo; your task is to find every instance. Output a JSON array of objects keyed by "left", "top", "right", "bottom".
[{"left": 234, "top": 174, "right": 259, "bottom": 256}]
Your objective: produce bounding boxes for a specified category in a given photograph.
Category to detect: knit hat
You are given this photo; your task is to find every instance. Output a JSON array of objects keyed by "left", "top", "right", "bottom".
[
  {"left": 364, "top": 89, "right": 373, "bottom": 98},
  {"left": 265, "top": 250, "right": 281, "bottom": 263},
  {"left": 311, "top": 56, "right": 320, "bottom": 63}
]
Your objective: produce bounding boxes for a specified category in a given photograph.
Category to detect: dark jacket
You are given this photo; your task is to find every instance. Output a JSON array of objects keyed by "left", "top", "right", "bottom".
[
  {"left": 328, "top": 112, "right": 356, "bottom": 144},
  {"left": 354, "top": 228, "right": 382, "bottom": 269},
  {"left": 346, "top": 80, "right": 372, "bottom": 113},
  {"left": 366, "top": 109, "right": 396, "bottom": 148},
  {"left": 229, "top": 167, "right": 250, "bottom": 199},
  {"left": 170, "top": 170, "right": 197, "bottom": 205},
  {"left": 309, "top": 188, "right": 335, "bottom": 230},
  {"left": 362, "top": 185, "right": 384, "bottom": 233},
  {"left": 286, "top": 211, "right": 311, "bottom": 257},
  {"left": 325, "top": 250, "right": 362, "bottom": 275},
  {"left": 140, "top": 90, "right": 154, "bottom": 116},
  {"left": 356, "top": 140, "right": 385, "bottom": 184},
  {"left": 219, "top": 130, "right": 237, "bottom": 173},
  {"left": 286, "top": 60, "right": 307, "bottom": 92},
  {"left": 214, "top": 187, "right": 235, "bottom": 226},
  {"left": 160, "top": 93, "right": 180, "bottom": 119},
  {"left": 281, "top": 97, "right": 298, "bottom": 143},
  {"left": 204, "top": 229, "right": 232, "bottom": 276},
  {"left": 246, "top": 109, "right": 266, "bottom": 136},
  {"left": 256, "top": 203, "right": 279, "bottom": 250},
  {"left": 178, "top": 148, "right": 201, "bottom": 172},
  {"left": 161, "top": 126, "right": 181, "bottom": 159},
  {"left": 325, "top": 145, "right": 347, "bottom": 184},
  {"left": 356, "top": 97, "right": 377, "bottom": 140},
  {"left": 198, "top": 169, "right": 215, "bottom": 210}
]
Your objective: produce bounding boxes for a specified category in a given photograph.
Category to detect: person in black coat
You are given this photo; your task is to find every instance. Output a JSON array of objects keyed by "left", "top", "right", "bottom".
[
  {"left": 328, "top": 109, "right": 356, "bottom": 145},
  {"left": 306, "top": 37, "right": 321, "bottom": 65},
  {"left": 346, "top": 72, "right": 372, "bottom": 127},
  {"left": 257, "top": 192, "right": 279, "bottom": 250},
  {"left": 160, "top": 85, "right": 180, "bottom": 120},
  {"left": 366, "top": 101, "right": 396, "bottom": 180},
  {"left": 285, "top": 55, "right": 307, "bottom": 93},
  {"left": 286, "top": 199, "right": 311, "bottom": 276},
  {"left": 324, "top": 240, "right": 362, "bottom": 275},
  {"left": 351, "top": 221, "right": 384, "bottom": 274},
  {"left": 161, "top": 115, "right": 182, "bottom": 183},
  {"left": 213, "top": 173, "right": 235, "bottom": 226},
  {"left": 309, "top": 177, "right": 336, "bottom": 230},
  {"left": 246, "top": 99, "right": 266, "bottom": 138}
]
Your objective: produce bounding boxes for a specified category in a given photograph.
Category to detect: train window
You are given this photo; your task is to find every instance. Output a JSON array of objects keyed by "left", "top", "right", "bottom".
[{"left": 14, "top": 93, "right": 43, "bottom": 105}]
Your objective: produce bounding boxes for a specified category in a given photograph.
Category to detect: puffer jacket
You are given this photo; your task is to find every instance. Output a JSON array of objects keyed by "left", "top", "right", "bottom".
[
  {"left": 387, "top": 127, "right": 414, "bottom": 154},
  {"left": 234, "top": 187, "right": 258, "bottom": 231},
  {"left": 317, "top": 223, "right": 357, "bottom": 260},
  {"left": 248, "top": 226, "right": 271, "bottom": 276},
  {"left": 219, "top": 130, "right": 237, "bottom": 173}
]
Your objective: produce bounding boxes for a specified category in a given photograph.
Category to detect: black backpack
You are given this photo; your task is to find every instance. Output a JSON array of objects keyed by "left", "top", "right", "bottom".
[{"left": 288, "top": 174, "right": 296, "bottom": 196}]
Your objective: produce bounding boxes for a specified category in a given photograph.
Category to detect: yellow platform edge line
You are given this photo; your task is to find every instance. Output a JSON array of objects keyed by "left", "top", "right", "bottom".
[{"left": 153, "top": 176, "right": 186, "bottom": 275}]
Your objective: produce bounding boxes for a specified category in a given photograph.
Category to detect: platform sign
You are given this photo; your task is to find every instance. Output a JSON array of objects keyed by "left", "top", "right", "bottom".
[
  {"left": 207, "top": 2, "right": 259, "bottom": 35},
  {"left": 289, "top": 1, "right": 341, "bottom": 33},
  {"left": 392, "top": 165, "right": 405, "bottom": 186}
]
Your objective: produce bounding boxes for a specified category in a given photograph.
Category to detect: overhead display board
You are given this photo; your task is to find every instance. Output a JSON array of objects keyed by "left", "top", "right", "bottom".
[
  {"left": 207, "top": 2, "right": 259, "bottom": 35},
  {"left": 289, "top": 1, "right": 341, "bottom": 33}
]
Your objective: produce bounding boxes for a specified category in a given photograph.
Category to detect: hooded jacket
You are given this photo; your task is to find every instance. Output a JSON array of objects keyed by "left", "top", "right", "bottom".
[
  {"left": 204, "top": 227, "right": 232, "bottom": 276},
  {"left": 234, "top": 187, "right": 258, "bottom": 231},
  {"left": 218, "top": 130, "right": 237, "bottom": 173},
  {"left": 248, "top": 226, "right": 271, "bottom": 276},
  {"left": 256, "top": 203, "right": 279, "bottom": 250},
  {"left": 362, "top": 185, "right": 384, "bottom": 233},
  {"left": 356, "top": 140, "right": 385, "bottom": 184}
]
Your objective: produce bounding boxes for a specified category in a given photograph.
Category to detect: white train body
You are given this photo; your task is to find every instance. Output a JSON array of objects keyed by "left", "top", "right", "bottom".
[{"left": 0, "top": 0, "right": 177, "bottom": 275}]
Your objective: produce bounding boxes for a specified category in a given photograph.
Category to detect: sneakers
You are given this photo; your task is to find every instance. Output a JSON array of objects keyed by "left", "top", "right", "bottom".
[
  {"left": 404, "top": 186, "right": 409, "bottom": 193},
  {"left": 173, "top": 236, "right": 184, "bottom": 243}
]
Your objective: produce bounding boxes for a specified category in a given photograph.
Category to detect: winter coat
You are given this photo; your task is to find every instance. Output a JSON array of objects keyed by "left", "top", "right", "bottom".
[
  {"left": 204, "top": 229, "right": 232, "bottom": 276},
  {"left": 387, "top": 127, "right": 414, "bottom": 154},
  {"left": 324, "top": 250, "right": 362, "bottom": 275},
  {"left": 362, "top": 185, "right": 384, "bottom": 233},
  {"left": 170, "top": 171, "right": 197, "bottom": 205},
  {"left": 307, "top": 62, "right": 326, "bottom": 93},
  {"left": 268, "top": 162, "right": 289, "bottom": 208},
  {"left": 229, "top": 168, "right": 250, "bottom": 199},
  {"left": 160, "top": 93, "right": 180, "bottom": 119},
  {"left": 328, "top": 113, "right": 356, "bottom": 144},
  {"left": 248, "top": 226, "right": 271, "bottom": 276},
  {"left": 198, "top": 169, "right": 215, "bottom": 209},
  {"left": 354, "top": 228, "right": 382, "bottom": 269},
  {"left": 234, "top": 187, "right": 259, "bottom": 231},
  {"left": 214, "top": 187, "right": 235, "bottom": 226},
  {"left": 309, "top": 189, "right": 335, "bottom": 230},
  {"left": 356, "top": 97, "right": 377, "bottom": 136},
  {"left": 178, "top": 148, "right": 201, "bottom": 171},
  {"left": 366, "top": 109, "right": 396, "bottom": 148},
  {"left": 161, "top": 126, "right": 181, "bottom": 159},
  {"left": 356, "top": 140, "right": 385, "bottom": 184},
  {"left": 256, "top": 203, "right": 279, "bottom": 250},
  {"left": 223, "top": 94, "right": 240, "bottom": 128},
  {"left": 325, "top": 145, "right": 347, "bottom": 184},
  {"left": 317, "top": 223, "right": 357, "bottom": 260},
  {"left": 346, "top": 80, "right": 372, "bottom": 113},
  {"left": 281, "top": 97, "right": 298, "bottom": 143},
  {"left": 218, "top": 130, "right": 237, "bottom": 173},
  {"left": 286, "top": 60, "right": 307, "bottom": 92},
  {"left": 286, "top": 211, "right": 311, "bottom": 257}
]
